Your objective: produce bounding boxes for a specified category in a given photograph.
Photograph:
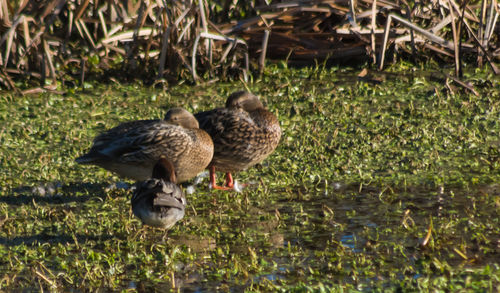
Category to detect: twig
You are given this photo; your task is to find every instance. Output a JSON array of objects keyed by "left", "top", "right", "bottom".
[
  {"left": 191, "top": 31, "right": 248, "bottom": 81},
  {"left": 349, "top": 0, "right": 358, "bottom": 27},
  {"left": 447, "top": 0, "right": 460, "bottom": 77},
  {"left": 477, "top": 0, "right": 487, "bottom": 66},
  {"left": 80, "top": 58, "right": 85, "bottom": 87},
  {"left": 379, "top": 13, "right": 455, "bottom": 70},
  {"left": 198, "top": 0, "right": 210, "bottom": 62},
  {"left": 78, "top": 19, "right": 97, "bottom": 49},
  {"left": 127, "top": 1, "right": 147, "bottom": 65},
  {"left": 0, "top": 67, "right": 19, "bottom": 93},
  {"left": 453, "top": 247, "right": 468, "bottom": 260},
  {"left": 157, "top": 26, "right": 172, "bottom": 79},
  {"left": 74, "top": 0, "right": 91, "bottom": 22},
  {"left": 259, "top": 30, "right": 270, "bottom": 74},
  {"left": 423, "top": 43, "right": 454, "bottom": 57},
  {"left": 370, "top": 0, "right": 377, "bottom": 64},
  {"left": 43, "top": 39, "right": 56, "bottom": 84},
  {"left": 101, "top": 28, "right": 154, "bottom": 44},
  {"left": 177, "top": 18, "right": 195, "bottom": 44},
  {"left": 98, "top": 9, "right": 109, "bottom": 38},
  {"left": 483, "top": 0, "right": 498, "bottom": 43},
  {"left": 0, "top": 14, "right": 24, "bottom": 52},
  {"left": 420, "top": 217, "right": 433, "bottom": 247},
  {"left": 444, "top": 73, "right": 479, "bottom": 96},
  {"left": 219, "top": 39, "right": 238, "bottom": 65},
  {"left": 34, "top": 269, "right": 57, "bottom": 288},
  {"left": 449, "top": 2, "right": 499, "bottom": 74}
]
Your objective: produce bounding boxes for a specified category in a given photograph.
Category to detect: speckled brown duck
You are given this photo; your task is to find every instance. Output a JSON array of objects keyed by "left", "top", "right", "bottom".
[
  {"left": 131, "top": 158, "right": 186, "bottom": 229},
  {"left": 75, "top": 107, "right": 214, "bottom": 182},
  {"left": 195, "top": 91, "right": 281, "bottom": 190}
]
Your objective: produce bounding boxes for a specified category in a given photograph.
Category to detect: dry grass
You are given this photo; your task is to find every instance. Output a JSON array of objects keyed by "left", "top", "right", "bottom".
[
  {"left": 0, "top": 0, "right": 498, "bottom": 92},
  {"left": 230, "top": 0, "right": 499, "bottom": 72},
  {"left": 0, "top": 0, "right": 250, "bottom": 92}
]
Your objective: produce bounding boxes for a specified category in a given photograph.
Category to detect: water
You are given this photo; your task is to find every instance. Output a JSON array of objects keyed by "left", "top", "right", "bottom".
[{"left": 113, "top": 182, "right": 500, "bottom": 291}]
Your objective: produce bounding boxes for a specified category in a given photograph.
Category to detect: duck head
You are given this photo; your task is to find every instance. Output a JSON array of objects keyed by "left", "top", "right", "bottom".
[
  {"left": 164, "top": 107, "right": 199, "bottom": 129},
  {"left": 225, "top": 91, "right": 264, "bottom": 112}
]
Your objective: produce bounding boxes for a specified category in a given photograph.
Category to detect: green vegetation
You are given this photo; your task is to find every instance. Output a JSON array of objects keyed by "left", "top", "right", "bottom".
[{"left": 0, "top": 64, "right": 499, "bottom": 291}]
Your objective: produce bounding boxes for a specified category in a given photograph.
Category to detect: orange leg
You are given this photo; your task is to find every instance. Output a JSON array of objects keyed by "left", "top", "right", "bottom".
[
  {"left": 224, "top": 173, "right": 234, "bottom": 188},
  {"left": 209, "top": 166, "right": 233, "bottom": 190},
  {"left": 224, "top": 172, "right": 248, "bottom": 189}
]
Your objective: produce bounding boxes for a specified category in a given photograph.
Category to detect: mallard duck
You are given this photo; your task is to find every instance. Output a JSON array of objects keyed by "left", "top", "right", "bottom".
[
  {"left": 195, "top": 91, "right": 281, "bottom": 190},
  {"left": 131, "top": 158, "right": 186, "bottom": 229},
  {"left": 75, "top": 107, "right": 214, "bottom": 182}
]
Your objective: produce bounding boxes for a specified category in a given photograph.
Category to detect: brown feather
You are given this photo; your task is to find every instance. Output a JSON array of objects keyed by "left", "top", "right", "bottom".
[
  {"left": 195, "top": 92, "right": 281, "bottom": 173},
  {"left": 76, "top": 108, "right": 214, "bottom": 182}
]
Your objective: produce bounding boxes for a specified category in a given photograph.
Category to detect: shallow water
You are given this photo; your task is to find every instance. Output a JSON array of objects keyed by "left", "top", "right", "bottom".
[{"left": 103, "top": 181, "right": 499, "bottom": 291}]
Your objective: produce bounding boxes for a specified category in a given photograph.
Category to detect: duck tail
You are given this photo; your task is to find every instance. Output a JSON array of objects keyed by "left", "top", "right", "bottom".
[{"left": 75, "top": 152, "right": 105, "bottom": 164}]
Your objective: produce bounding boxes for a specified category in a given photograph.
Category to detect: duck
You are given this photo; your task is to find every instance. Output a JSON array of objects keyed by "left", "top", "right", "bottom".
[
  {"left": 195, "top": 91, "right": 281, "bottom": 190},
  {"left": 75, "top": 107, "right": 214, "bottom": 182},
  {"left": 131, "top": 158, "right": 186, "bottom": 229}
]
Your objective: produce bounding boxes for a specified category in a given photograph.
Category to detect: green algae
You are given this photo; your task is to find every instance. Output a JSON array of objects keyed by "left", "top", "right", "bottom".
[{"left": 0, "top": 64, "right": 499, "bottom": 291}]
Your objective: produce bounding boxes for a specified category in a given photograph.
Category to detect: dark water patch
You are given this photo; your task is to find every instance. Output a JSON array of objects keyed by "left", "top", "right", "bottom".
[
  {"left": 0, "top": 233, "right": 114, "bottom": 246},
  {"left": 2, "top": 182, "right": 129, "bottom": 205}
]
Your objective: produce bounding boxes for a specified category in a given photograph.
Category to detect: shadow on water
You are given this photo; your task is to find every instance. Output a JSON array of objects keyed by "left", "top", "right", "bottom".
[
  {"left": 125, "top": 276, "right": 236, "bottom": 293},
  {"left": 0, "top": 233, "right": 114, "bottom": 246},
  {"left": 2, "top": 181, "right": 131, "bottom": 205}
]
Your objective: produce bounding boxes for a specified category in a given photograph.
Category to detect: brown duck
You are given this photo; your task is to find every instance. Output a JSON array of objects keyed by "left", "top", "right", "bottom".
[
  {"left": 75, "top": 107, "right": 214, "bottom": 182},
  {"left": 195, "top": 91, "right": 281, "bottom": 190},
  {"left": 131, "top": 158, "right": 186, "bottom": 229}
]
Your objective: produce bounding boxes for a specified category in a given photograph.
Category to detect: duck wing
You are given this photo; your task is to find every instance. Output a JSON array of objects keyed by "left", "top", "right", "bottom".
[
  {"left": 195, "top": 108, "right": 256, "bottom": 140},
  {"left": 92, "top": 120, "right": 157, "bottom": 146},
  {"left": 132, "top": 179, "right": 184, "bottom": 210},
  {"left": 153, "top": 193, "right": 184, "bottom": 210},
  {"left": 196, "top": 108, "right": 260, "bottom": 160},
  {"left": 79, "top": 121, "right": 194, "bottom": 164}
]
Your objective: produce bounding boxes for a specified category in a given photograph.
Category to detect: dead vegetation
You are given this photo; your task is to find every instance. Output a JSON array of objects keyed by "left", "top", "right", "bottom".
[{"left": 0, "top": 0, "right": 498, "bottom": 93}]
